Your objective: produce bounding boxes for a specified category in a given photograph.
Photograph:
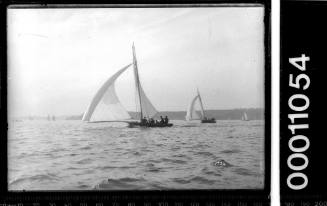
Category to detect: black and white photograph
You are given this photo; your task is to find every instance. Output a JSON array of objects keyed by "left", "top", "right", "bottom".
[{"left": 7, "top": 5, "right": 266, "bottom": 191}]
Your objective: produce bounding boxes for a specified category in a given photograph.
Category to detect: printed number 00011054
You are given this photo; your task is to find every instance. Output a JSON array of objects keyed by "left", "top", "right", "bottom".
[{"left": 286, "top": 54, "right": 311, "bottom": 190}]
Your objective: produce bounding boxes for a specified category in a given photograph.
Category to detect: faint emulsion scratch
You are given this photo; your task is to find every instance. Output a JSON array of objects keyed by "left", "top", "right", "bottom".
[{"left": 18, "top": 33, "right": 48, "bottom": 38}]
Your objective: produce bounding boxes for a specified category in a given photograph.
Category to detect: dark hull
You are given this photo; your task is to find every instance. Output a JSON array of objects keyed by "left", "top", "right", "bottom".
[
  {"left": 201, "top": 119, "right": 216, "bottom": 123},
  {"left": 128, "top": 122, "right": 173, "bottom": 128}
]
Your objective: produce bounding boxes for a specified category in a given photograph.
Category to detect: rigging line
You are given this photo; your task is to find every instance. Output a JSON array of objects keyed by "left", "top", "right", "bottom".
[
  {"left": 132, "top": 43, "right": 143, "bottom": 120},
  {"left": 197, "top": 88, "right": 206, "bottom": 118}
]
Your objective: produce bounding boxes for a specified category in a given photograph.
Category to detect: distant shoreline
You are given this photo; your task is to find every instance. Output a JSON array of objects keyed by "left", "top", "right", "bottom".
[{"left": 13, "top": 108, "right": 264, "bottom": 121}]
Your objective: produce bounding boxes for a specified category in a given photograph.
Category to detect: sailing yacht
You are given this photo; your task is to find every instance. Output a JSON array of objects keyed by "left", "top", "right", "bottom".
[
  {"left": 241, "top": 112, "right": 249, "bottom": 121},
  {"left": 185, "top": 89, "right": 216, "bottom": 123},
  {"left": 82, "top": 43, "right": 172, "bottom": 128}
]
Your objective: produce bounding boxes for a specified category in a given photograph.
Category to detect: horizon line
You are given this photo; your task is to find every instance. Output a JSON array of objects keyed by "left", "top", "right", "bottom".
[{"left": 10, "top": 107, "right": 264, "bottom": 118}]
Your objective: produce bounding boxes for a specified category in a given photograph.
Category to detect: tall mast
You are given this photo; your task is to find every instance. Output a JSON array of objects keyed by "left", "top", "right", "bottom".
[
  {"left": 197, "top": 88, "right": 206, "bottom": 119},
  {"left": 132, "top": 43, "right": 143, "bottom": 120}
]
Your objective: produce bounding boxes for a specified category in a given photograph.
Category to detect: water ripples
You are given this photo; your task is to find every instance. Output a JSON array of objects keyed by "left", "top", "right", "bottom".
[{"left": 8, "top": 120, "right": 264, "bottom": 190}]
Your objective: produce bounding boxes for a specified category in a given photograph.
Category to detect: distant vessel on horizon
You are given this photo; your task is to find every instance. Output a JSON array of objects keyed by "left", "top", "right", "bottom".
[
  {"left": 82, "top": 43, "right": 172, "bottom": 128},
  {"left": 185, "top": 88, "right": 216, "bottom": 123},
  {"left": 47, "top": 114, "right": 56, "bottom": 121},
  {"left": 241, "top": 112, "right": 249, "bottom": 121}
]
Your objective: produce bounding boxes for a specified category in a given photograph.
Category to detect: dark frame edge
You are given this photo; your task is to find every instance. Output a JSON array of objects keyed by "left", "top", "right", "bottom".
[{"left": 1, "top": 0, "right": 271, "bottom": 204}]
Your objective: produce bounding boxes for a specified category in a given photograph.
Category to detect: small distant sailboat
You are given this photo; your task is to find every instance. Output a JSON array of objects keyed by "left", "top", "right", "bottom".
[
  {"left": 185, "top": 89, "right": 216, "bottom": 123},
  {"left": 82, "top": 43, "right": 173, "bottom": 128},
  {"left": 241, "top": 112, "right": 249, "bottom": 121}
]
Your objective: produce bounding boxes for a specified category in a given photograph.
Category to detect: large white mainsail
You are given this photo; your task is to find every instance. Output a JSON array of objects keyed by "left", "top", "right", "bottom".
[
  {"left": 132, "top": 43, "right": 158, "bottom": 119},
  {"left": 82, "top": 64, "right": 132, "bottom": 122},
  {"left": 185, "top": 95, "right": 201, "bottom": 121},
  {"left": 83, "top": 44, "right": 158, "bottom": 123}
]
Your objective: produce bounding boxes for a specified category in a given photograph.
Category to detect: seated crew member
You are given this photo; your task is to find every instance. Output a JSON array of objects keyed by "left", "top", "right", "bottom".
[
  {"left": 164, "top": 116, "right": 169, "bottom": 124},
  {"left": 141, "top": 117, "right": 147, "bottom": 124}
]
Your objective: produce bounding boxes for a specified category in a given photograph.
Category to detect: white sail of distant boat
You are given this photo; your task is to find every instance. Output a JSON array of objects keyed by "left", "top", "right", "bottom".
[
  {"left": 241, "top": 112, "right": 249, "bottom": 121},
  {"left": 82, "top": 43, "right": 158, "bottom": 122},
  {"left": 185, "top": 95, "right": 201, "bottom": 121},
  {"left": 185, "top": 89, "right": 206, "bottom": 121}
]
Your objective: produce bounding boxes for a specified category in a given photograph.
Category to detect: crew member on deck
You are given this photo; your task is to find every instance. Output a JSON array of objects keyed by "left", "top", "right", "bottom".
[
  {"left": 164, "top": 116, "right": 169, "bottom": 124},
  {"left": 160, "top": 116, "right": 164, "bottom": 124}
]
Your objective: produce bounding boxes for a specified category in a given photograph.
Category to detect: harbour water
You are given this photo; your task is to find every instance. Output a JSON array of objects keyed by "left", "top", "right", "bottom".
[{"left": 8, "top": 120, "right": 265, "bottom": 190}]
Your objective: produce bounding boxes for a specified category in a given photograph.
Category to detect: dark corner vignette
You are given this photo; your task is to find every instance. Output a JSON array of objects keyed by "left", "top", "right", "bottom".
[
  {"left": 281, "top": 0, "right": 327, "bottom": 205},
  {"left": 2, "top": 0, "right": 270, "bottom": 205},
  {"left": 1, "top": 0, "right": 9, "bottom": 198}
]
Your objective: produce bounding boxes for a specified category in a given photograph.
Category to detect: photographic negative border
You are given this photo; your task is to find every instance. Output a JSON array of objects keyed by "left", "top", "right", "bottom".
[
  {"left": 280, "top": 0, "right": 327, "bottom": 204},
  {"left": 1, "top": 0, "right": 271, "bottom": 205}
]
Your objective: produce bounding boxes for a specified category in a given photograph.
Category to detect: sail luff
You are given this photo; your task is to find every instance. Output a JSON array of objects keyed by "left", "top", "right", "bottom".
[
  {"left": 132, "top": 43, "right": 143, "bottom": 120},
  {"left": 197, "top": 89, "right": 206, "bottom": 119},
  {"left": 131, "top": 43, "right": 158, "bottom": 119}
]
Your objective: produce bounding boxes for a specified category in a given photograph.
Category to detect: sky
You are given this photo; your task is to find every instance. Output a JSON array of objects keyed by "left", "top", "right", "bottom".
[{"left": 7, "top": 6, "right": 265, "bottom": 117}]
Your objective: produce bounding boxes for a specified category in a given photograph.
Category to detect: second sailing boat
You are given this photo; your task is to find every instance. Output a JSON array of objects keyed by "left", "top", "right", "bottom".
[
  {"left": 185, "top": 89, "right": 216, "bottom": 123},
  {"left": 241, "top": 112, "right": 249, "bottom": 121}
]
